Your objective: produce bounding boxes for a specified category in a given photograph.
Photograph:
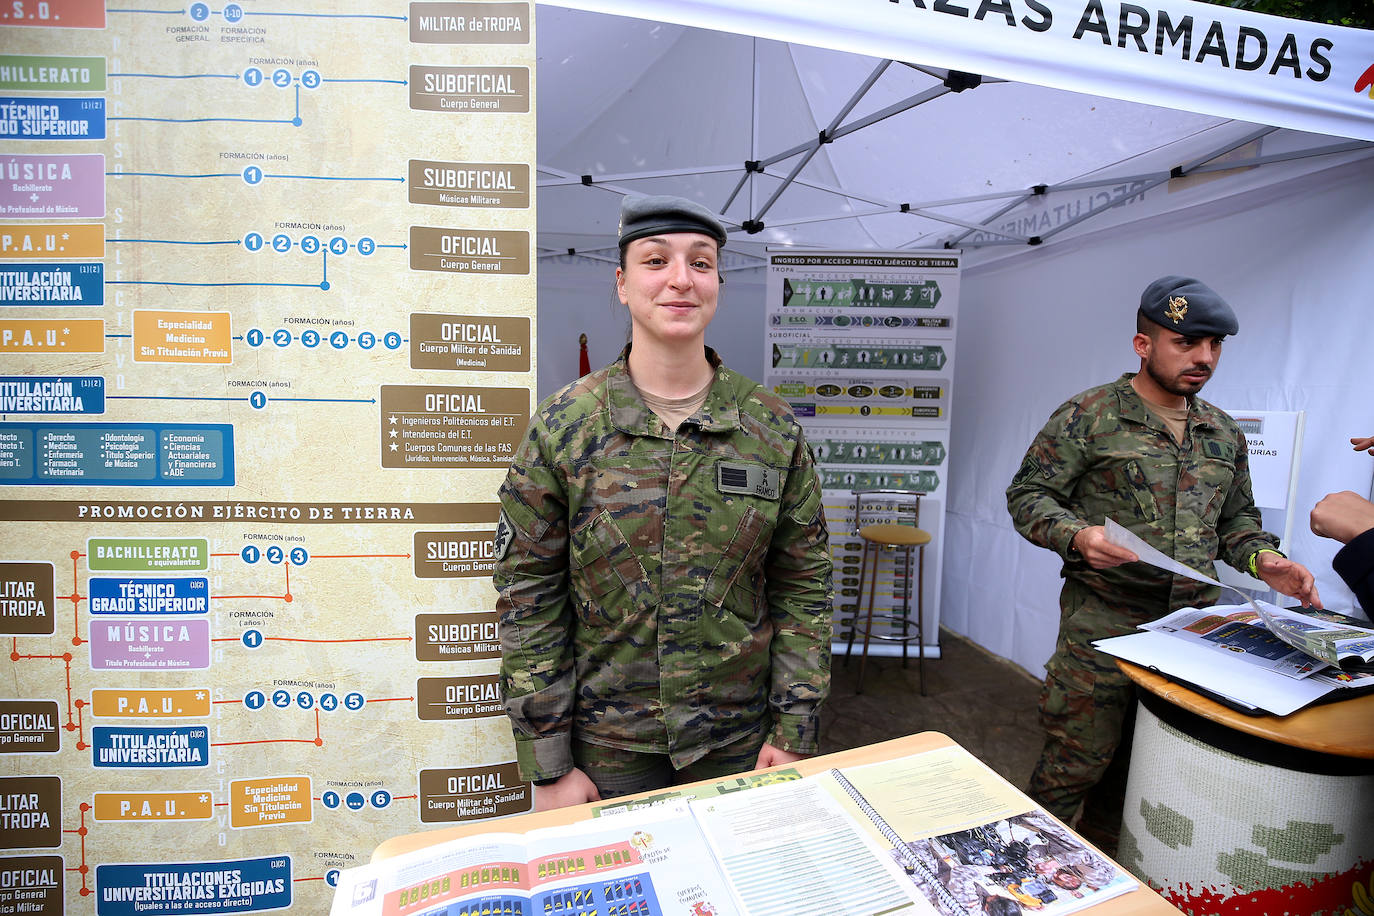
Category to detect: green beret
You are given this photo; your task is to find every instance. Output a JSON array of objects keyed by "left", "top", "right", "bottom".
[
  {"left": 618, "top": 195, "right": 727, "bottom": 248},
  {"left": 1138, "top": 275, "right": 1238, "bottom": 337}
]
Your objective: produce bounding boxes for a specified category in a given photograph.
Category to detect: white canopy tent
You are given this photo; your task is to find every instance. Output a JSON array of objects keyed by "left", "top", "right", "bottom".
[{"left": 531, "top": 3, "right": 1374, "bottom": 677}]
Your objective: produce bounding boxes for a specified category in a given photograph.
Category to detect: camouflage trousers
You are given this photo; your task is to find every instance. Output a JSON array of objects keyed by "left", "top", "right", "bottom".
[
  {"left": 573, "top": 728, "right": 768, "bottom": 799},
  {"left": 1028, "top": 628, "right": 1138, "bottom": 834}
]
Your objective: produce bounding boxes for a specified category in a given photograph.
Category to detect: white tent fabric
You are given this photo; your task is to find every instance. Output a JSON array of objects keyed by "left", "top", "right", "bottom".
[
  {"left": 532, "top": 5, "right": 1374, "bottom": 677},
  {"left": 543, "top": 0, "right": 1374, "bottom": 141}
]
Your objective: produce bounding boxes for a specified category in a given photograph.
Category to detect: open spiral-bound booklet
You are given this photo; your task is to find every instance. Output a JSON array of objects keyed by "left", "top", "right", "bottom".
[{"left": 330, "top": 743, "right": 1135, "bottom": 916}]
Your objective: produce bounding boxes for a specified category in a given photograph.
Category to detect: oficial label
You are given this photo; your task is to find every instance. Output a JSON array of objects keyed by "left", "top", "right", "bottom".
[
  {"left": 380, "top": 385, "right": 528, "bottom": 469},
  {"left": 91, "top": 726, "right": 210, "bottom": 768},
  {"left": 88, "top": 576, "right": 209, "bottom": 615},
  {"left": 0, "top": 561, "right": 54, "bottom": 636},
  {"left": 0, "top": 96, "right": 105, "bottom": 139},
  {"left": 0, "top": 375, "right": 103, "bottom": 414},
  {"left": 408, "top": 159, "right": 529, "bottom": 209},
  {"left": 409, "top": 227, "right": 529, "bottom": 275},
  {"left": 0, "top": 699, "right": 60, "bottom": 754},
  {"left": 0, "top": 775, "right": 61, "bottom": 848},
  {"left": 415, "top": 612, "right": 500, "bottom": 661},
  {"left": 417, "top": 674, "right": 502, "bottom": 721},
  {"left": 0, "top": 261, "right": 104, "bottom": 306},
  {"left": 96, "top": 855, "right": 291, "bottom": 916},
  {"left": 0, "top": 855, "right": 62, "bottom": 915},
  {"left": 410, "top": 314, "right": 529, "bottom": 371},
  {"left": 409, "top": 2, "right": 529, "bottom": 44},
  {"left": 409, "top": 65, "right": 529, "bottom": 112},
  {"left": 418, "top": 763, "right": 529, "bottom": 823},
  {"left": 413, "top": 530, "right": 497, "bottom": 579}
]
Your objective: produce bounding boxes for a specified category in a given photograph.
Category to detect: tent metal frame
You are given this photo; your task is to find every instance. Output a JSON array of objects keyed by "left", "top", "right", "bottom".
[{"left": 537, "top": 48, "right": 1372, "bottom": 259}]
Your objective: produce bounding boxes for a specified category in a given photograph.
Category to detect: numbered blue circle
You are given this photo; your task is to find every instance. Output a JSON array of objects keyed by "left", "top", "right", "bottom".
[
  {"left": 356, "top": 237, "right": 376, "bottom": 256},
  {"left": 266, "top": 545, "right": 284, "bottom": 565},
  {"left": 322, "top": 792, "right": 340, "bottom": 809},
  {"left": 329, "top": 236, "right": 348, "bottom": 256},
  {"left": 326, "top": 870, "right": 341, "bottom": 888},
  {"left": 245, "top": 328, "right": 264, "bottom": 348},
  {"left": 344, "top": 692, "right": 364, "bottom": 711},
  {"left": 319, "top": 693, "right": 338, "bottom": 712},
  {"left": 243, "top": 67, "right": 263, "bottom": 87},
  {"left": 244, "top": 690, "right": 265, "bottom": 710},
  {"left": 240, "top": 545, "right": 261, "bottom": 564},
  {"left": 189, "top": 3, "right": 209, "bottom": 21},
  {"left": 358, "top": 332, "right": 376, "bottom": 350},
  {"left": 345, "top": 793, "right": 366, "bottom": 811},
  {"left": 272, "top": 68, "right": 291, "bottom": 88},
  {"left": 301, "top": 69, "right": 321, "bottom": 90},
  {"left": 244, "top": 232, "right": 263, "bottom": 251},
  {"left": 223, "top": 3, "right": 243, "bottom": 22},
  {"left": 272, "top": 234, "right": 291, "bottom": 252},
  {"left": 301, "top": 235, "right": 320, "bottom": 255},
  {"left": 301, "top": 329, "right": 320, "bottom": 348},
  {"left": 289, "top": 547, "right": 309, "bottom": 565},
  {"left": 384, "top": 332, "right": 402, "bottom": 350},
  {"left": 249, "top": 390, "right": 268, "bottom": 410},
  {"left": 296, "top": 692, "right": 314, "bottom": 710},
  {"left": 272, "top": 328, "right": 291, "bottom": 348},
  {"left": 242, "top": 166, "right": 263, "bottom": 186},
  {"left": 241, "top": 629, "right": 263, "bottom": 649},
  {"left": 370, "top": 790, "right": 392, "bottom": 809},
  {"left": 329, "top": 331, "right": 349, "bottom": 350},
  {"left": 272, "top": 690, "right": 290, "bottom": 708}
]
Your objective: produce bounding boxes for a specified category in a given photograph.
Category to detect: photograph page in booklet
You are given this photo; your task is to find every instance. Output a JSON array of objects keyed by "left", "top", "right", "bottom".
[
  {"left": 820, "top": 746, "right": 1138, "bottom": 916},
  {"left": 328, "top": 802, "right": 737, "bottom": 916}
]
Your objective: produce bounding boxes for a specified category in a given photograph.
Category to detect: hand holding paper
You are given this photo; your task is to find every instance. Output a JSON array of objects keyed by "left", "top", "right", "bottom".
[{"left": 1071, "top": 525, "right": 1138, "bottom": 568}]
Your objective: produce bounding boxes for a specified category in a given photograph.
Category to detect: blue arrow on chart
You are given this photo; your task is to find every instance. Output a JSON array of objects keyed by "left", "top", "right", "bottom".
[
  {"left": 108, "top": 72, "right": 240, "bottom": 80},
  {"left": 246, "top": 10, "right": 407, "bottom": 20}
]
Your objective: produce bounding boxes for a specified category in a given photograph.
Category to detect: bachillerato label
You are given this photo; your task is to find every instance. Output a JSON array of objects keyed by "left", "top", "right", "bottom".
[
  {"left": 418, "top": 763, "right": 529, "bottom": 823},
  {"left": 409, "top": 227, "right": 529, "bottom": 275},
  {"left": 409, "top": 65, "right": 529, "bottom": 112}
]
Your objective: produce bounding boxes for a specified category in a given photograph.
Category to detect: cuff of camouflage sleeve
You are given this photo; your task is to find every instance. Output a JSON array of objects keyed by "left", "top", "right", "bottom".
[
  {"left": 1247, "top": 547, "right": 1285, "bottom": 578},
  {"left": 513, "top": 731, "right": 574, "bottom": 783},
  {"left": 1056, "top": 522, "right": 1088, "bottom": 562},
  {"left": 768, "top": 712, "right": 821, "bottom": 756}
]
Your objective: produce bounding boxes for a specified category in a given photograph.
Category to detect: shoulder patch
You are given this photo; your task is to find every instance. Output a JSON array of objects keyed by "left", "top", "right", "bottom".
[{"left": 493, "top": 510, "right": 515, "bottom": 562}]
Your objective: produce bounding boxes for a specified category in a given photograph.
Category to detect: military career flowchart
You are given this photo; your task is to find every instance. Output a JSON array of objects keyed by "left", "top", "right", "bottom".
[
  {"left": 0, "top": 2, "right": 536, "bottom": 913},
  {"left": 763, "top": 252, "right": 960, "bottom": 651}
]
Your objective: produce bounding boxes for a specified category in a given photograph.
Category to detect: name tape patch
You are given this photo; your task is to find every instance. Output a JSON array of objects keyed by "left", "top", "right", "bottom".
[{"left": 717, "top": 463, "right": 779, "bottom": 500}]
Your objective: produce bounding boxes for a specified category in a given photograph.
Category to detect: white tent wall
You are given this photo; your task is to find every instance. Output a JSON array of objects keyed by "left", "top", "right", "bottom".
[
  {"left": 944, "top": 154, "right": 1374, "bottom": 678},
  {"left": 538, "top": 153, "right": 1374, "bottom": 681}
]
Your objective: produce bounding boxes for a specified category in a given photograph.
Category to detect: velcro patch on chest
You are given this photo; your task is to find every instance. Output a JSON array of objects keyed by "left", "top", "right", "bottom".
[{"left": 717, "top": 463, "right": 780, "bottom": 500}]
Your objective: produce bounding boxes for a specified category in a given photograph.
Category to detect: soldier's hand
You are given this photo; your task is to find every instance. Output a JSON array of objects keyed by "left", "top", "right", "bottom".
[
  {"left": 533, "top": 768, "right": 601, "bottom": 811},
  {"left": 1352, "top": 435, "right": 1374, "bottom": 455},
  {"left": 1310, "top": 490, "right": 1374, "bottom": 545},
  {"left": 1071, "top": 526, "right": 1138, "bottom": 569},
  {"left": 1254, "top": 553, "right": 1322, "bottom": 609},
  {"left": 754, "top": 742, "right": 808, "bottom": 770}
]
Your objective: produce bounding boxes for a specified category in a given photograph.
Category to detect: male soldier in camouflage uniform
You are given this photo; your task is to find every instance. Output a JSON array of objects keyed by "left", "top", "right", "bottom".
[
  {"left": 1006, "top": 276, "right": 1320, "bottom": 847},
  {"left": 494, "top": 196, "right": 832, "bottom": 810}
]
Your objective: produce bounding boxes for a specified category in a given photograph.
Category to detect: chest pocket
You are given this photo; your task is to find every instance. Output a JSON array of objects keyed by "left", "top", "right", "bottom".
[
  {"left": 570, "top": 510, "right": 655, "bottom": 623},
  {"left": 703, "top": 505, "right": 773, "bottom": 624},
  {"left": 1079, "top": 457, "right": 1161, "bottom": 523},
  {"left": 1195, "top": 438, "right": 1237, "bottom": 526}
]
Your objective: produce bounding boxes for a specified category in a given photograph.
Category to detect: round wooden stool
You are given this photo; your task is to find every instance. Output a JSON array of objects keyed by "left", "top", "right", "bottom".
[{"left": 845, "top": 521, "right": 932, "bottom": 695}]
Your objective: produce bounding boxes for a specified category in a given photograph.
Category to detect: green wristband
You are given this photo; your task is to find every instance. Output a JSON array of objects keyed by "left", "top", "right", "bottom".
[{"left": 1248, "top": 548, "right": 1284, "bottom": 577}]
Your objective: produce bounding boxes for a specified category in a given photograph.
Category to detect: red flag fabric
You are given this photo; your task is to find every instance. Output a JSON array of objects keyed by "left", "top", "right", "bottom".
[{"left": 578, "top": 333, "right": 590, "bottom": 377}]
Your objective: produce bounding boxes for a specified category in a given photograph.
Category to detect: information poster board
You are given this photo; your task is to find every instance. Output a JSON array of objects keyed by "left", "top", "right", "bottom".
[
  {"left": 0, "top": 2, "right": 536, "bottom": 912},
  {"left": 763, "top": 251, "right": 960, "bottom": 655}
]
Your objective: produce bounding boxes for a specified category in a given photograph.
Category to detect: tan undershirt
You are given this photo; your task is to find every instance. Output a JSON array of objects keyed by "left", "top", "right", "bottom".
[
  {"left": 1138, "top": 394, "right": 1190, "bottom": 446},
  {"left": 637, "top": 378, "right": 713, "bottom": 431}
]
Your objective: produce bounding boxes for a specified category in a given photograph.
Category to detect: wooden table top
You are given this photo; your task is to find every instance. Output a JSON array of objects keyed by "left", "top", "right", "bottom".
[
  {"left": 1117, "top": 659, "right": 1374, "bottom": 759},
  {"left": 373, "top": 731, "right": 1183, "bottom": 915}
]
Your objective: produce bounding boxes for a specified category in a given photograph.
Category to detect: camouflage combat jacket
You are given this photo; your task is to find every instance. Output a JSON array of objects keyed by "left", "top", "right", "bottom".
[
  {"left": 1006, "top": 373, "right": 1277, "bottom": 635},
  {"left": 494, "top": 347, "right": 832, "bottom": 782}
]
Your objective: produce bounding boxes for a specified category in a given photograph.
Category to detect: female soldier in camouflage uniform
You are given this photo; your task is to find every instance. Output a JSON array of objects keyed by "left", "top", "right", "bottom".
[{"left": 494, "top": 195, "right": 833, "bottom": 810}]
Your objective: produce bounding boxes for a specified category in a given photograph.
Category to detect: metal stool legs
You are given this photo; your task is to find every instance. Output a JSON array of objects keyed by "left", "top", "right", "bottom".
[{"left": 851, "top": 539, "right": 926, "bottom": 696}]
